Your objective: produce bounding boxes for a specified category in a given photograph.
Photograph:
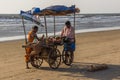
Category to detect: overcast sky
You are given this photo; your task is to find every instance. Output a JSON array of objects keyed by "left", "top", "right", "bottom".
[{"left": 0, "top": 0, "right": 120, "bottom": 14}]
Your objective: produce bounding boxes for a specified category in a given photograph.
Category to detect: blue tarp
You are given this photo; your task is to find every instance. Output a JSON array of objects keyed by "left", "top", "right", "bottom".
[
  {"left": 43, "top": 5, "right": 75, "bottom": 12},
  {"left": 31, "top": 7, "right": 41, "bottom": 14},
  {"left": 22, "top": 5, "right": 76, "bottom": 14},
  {"left": 20, "top": 5, "right": 79, "bottom": 16}
]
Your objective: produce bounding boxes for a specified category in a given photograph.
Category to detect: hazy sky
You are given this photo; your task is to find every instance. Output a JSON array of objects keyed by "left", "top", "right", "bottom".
[{"left": 0, "top": 0, "right": 120, "bottom": 14}]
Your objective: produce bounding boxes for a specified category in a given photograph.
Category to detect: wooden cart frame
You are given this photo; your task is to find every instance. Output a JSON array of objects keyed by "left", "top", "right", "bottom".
[{"left": 21, "top": 5, "right": 80, "bottom": 69}]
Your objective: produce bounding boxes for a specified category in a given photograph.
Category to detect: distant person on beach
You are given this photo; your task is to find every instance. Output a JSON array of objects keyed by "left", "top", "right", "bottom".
[
  {"left": 25, "top": 26, "right": 43, "bottom": 69},
  {"left": 61, "top": 21, "right": 75, "bottom": 51}
]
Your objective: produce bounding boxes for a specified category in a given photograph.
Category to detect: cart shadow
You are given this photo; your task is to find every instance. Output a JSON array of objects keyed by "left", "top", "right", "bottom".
[{"left": 39, "top": 62, "right": 120, "bottom": 80}]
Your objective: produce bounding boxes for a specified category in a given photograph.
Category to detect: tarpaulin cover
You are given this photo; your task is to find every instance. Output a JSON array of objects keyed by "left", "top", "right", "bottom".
[
  {"left": 38, "top": 5, "right": 80, "bottom": 16},
  {"left": 43, "top": 5, "right": 75, "bottom": 12},
  {"left": 20, "top": 5, "right": 80, "bottom": 16}
]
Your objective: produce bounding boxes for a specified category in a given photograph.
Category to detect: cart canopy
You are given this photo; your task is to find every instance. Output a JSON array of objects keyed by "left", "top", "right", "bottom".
[
  {"left": 20, "top": 5, "right": 80, "bottom": 17},
  {"left": 20, "top": 5, "right": 80, "bottom": 25},
  {"left": 38, "top": 5, "right": 80, "bottom": 16}
]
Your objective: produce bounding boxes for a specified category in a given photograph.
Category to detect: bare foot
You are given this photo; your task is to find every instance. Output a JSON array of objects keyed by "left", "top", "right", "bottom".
[{"left": 26, "top": 66, "right": 30, "bottom": 69}]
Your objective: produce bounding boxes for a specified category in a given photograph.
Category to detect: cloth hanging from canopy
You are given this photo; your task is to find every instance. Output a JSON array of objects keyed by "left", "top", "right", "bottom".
[{"left": 20, "top": 10, "right": 44, "bottom": 26}]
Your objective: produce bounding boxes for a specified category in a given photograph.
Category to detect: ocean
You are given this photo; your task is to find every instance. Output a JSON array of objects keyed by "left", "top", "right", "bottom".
[{"left": 0, "top": 14, "right": 120, "bottom": 42}]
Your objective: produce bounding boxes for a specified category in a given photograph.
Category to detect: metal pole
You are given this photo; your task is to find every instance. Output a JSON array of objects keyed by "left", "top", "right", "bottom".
[
  {"left": 21, "top": 16, "right": 28, "bottom": 66},
  {"left": 73, "top": 5, "right": 76, "bottom": 42},
  {"left": 44, "top": 14, "right": 48, "bottom": 38},
  {"left": 22, "top": 17, "right": 27, "bottom": 44},
  {"left": 54, "top": 16, "right": 56, "bottom": 37}
]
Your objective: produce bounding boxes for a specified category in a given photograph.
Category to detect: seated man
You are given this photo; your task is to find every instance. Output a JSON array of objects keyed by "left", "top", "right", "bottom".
[{"left": 25, "top": 26, "right": 44, "bottom": 69}]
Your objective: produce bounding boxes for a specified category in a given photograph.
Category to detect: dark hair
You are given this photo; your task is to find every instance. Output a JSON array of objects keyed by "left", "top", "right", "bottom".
[
  {"left": 32, "top": 26, "right": 38, "bottom": 29},
  {"left": 65, "top": 21, "right": 71, "bottom": 25}
]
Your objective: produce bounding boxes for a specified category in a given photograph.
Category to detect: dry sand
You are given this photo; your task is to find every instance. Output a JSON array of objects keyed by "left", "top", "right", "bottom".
[{"left": 0, "top": 30, "right": 120, "bottom": 80}]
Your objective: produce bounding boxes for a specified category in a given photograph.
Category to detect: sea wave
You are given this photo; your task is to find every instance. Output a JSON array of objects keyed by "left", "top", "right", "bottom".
[
  {"left": 0, "top": 14, "right": 120, "bottom": 39},
  {"left": 1, "top": 26, "right": 120, "bottom": 42}
]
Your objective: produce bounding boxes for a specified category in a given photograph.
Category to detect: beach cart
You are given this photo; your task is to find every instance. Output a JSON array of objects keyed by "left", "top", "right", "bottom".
[{"left": 20, "top": 5, "right": 80, "bottom": 69}]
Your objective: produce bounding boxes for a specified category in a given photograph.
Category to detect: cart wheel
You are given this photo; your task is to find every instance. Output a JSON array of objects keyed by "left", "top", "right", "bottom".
[
  {"left": 48, "top": 48, "right": 61, "bottom": 69},
  {"left": 62, "top": 50, "right": 74, "bottom": 66},
  {"left": 30, "top": 55, "right": 43, "bottom": 68}
]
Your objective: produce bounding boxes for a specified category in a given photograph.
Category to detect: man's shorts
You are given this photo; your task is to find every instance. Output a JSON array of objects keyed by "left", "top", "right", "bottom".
[{"left": 64, "top": 42, "right": 75, "bottom": 51}]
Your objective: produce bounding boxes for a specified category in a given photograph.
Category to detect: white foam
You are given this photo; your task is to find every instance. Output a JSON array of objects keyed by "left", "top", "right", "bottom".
[
  {"left": 75, "top": 26, "right": 120, "bottom": 33},
  {"left": 0, "top": 26, "right": 120, "bottom": 42},
  {"left": 0, "top": 35, "right": 25, "bottom": 42}
]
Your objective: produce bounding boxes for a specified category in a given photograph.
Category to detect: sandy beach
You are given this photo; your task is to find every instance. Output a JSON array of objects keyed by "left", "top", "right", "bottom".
[{"left": 0, "top": 30, "right": 120, "bottom": 80}]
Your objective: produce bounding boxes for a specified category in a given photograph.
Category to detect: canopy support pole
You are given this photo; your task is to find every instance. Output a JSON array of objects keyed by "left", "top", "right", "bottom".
[
  {"left": 74, "top": 5, "right": 76, "bottom": 42},
  {"left": 22, "top": 17, "right": 27, "bottom": 44},
  {"left": 22, "top": 16, "right": 28, "bottom": 59},
  {"left": 44, "top": 14, "right": 48, "bottom": 38},
  {"left": 54, "top": 16, "right": 56, "bottom": 37}
]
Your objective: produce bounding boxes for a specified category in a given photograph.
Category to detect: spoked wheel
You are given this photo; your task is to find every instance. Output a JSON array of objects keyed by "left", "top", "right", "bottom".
[
  {"left": 30, "top": 55, "right": 43, "bottom": 68},
  {"left": 62, "top": 50, "right": 74, "bottom": 66},
  {"left": 48, "top": 48, "right": 61, "bottom": 69}
]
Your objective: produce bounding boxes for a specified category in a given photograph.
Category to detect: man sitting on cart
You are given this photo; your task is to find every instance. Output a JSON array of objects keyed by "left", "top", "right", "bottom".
[
  {"left": 61, "top": 21, "right": 75, "bottom": 51},
  {"left": 25, "top": 25, "right": 43, "bottom": 69}
]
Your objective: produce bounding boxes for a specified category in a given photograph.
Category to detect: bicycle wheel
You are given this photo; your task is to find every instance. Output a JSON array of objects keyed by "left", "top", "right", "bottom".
[
  {"left": 62, "top": 50, "right": 74, "bottom": 66},
  {"left": 30, "top": 55, "right": 43, "bottom": 68},
  {"left": 48, "top": 48, "right": 61, "bottom": 69}
]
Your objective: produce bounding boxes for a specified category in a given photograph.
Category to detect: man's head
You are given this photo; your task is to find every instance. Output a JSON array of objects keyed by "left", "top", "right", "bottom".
[
  {"left": 32, "top": 26, "right": 38, "bottom": 33},
  {"left": 65, "top": 21, "right": 71, "bottom": 28}
]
